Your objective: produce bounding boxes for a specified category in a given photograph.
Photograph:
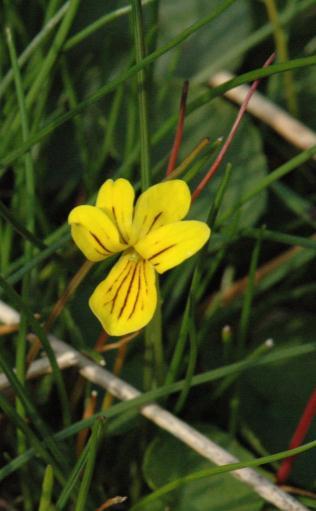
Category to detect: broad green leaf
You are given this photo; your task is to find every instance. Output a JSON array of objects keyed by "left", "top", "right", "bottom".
[
  {"left": 241, "top": 313, "right": 316, "bottom": 488},
  {"left": 143, "top": 425, "right": 264, "bottom": 511},
  {"left": 187, "top": 97, "right": 268, "bottom": 229},
  {"left": 156, "top": 0, "right": 252, "bottom": 81}
]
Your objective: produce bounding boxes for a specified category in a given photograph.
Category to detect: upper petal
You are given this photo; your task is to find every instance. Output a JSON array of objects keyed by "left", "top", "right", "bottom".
[
  {"left": 135, "top": 221, "right": 211, "bottom": 274},
  {"left": 131, "top": 180, "right": 191, "bottom": 243},
  {"left": 89, "top": 251, "right": 157, "bottom": 336},
  {"left": 68, "top": 205, "right": 126, "bottom": 262},
  {"left": 96, "top": 178, "right": 135, "bottom": 244}
]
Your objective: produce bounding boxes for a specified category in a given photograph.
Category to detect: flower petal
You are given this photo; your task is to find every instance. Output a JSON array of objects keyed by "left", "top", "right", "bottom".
[
  {"left": 89, "top": 251, "right": 157, "bottom": 336},
  {"left": 68, "top": 205, "right": 126, "bottom": 262},
  {"left": 96, "top": 178, "right": 135, "bottom": 244},
  {"left": 135, "top": 221, "right": 211, "bottom": 273},
  {"left": 131, "top": 180, "right": 191, "bottom": 243}
]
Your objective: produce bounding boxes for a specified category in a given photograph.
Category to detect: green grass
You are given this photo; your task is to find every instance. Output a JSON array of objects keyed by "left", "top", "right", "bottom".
[{"left": 0, "top": 0, "right": 315, "bottom": 509}]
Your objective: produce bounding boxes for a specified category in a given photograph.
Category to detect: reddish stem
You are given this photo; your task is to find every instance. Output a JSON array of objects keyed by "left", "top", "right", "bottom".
[
  {"left": 166, "top": 80, "right": 189, "bottom": 176},
  {"left": 191, "top": 52, "right": 276, "bottom": 202},
  {"left": 95, "top": 329, "right": 108, "bottom": 351},
  {"left": 276, "top": 388, "right": 316, "bottom": 485}
]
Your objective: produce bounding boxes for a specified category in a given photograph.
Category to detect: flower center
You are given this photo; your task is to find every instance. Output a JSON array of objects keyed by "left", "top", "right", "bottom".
[{"left": 125, "top": 248, "right": 141, "bottom": 262}]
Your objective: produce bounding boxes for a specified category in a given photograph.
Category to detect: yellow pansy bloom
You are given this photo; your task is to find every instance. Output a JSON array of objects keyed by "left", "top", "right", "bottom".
[{"left": 68, "top": 179, "right": 211, "bottom": 336}]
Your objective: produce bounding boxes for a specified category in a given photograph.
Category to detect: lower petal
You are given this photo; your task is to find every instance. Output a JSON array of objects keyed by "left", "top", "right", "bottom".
[
  {"left": 89, "top": 252, "right": 157, "bottom": 336},
  {"left": 135, "top": 221, "right": 211, "bottom": 273}
]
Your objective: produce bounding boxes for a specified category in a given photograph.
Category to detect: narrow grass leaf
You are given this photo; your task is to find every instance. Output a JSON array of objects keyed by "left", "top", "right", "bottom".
[
  {"left": 74, "top": 419, "right": 104, "bottom": 511},
  {"left": 131, "top": 0, "right": 151, "bottom": 190},
  {"left": 237, "top": 229, "right": 263, "bottom": 354},
  {"left": 39, "top": 465, "right": 55, "bottom": 511},
  {"left": 130, "top": 440, "right": 316, "bottom": 510},
  {"left": 0, "top": 275, "right": 71, "bottom": 427},
  {"left": 241, "top": 227, "right": 316, "bottom": 250},
  {"left": 0, "top": 390, "right": 65, "bottom": 484},
  {"left": 0, "top": 2, "right": 70, "bottom": 98},
  {"left": 0, "top": 342, "right": 315, "bottom": 482},
  {"left": 218, "top": 144, "right": 316, "bottom": 225},
  {"left": 56, "top": 441, "right": 90, "bottom": 509}
]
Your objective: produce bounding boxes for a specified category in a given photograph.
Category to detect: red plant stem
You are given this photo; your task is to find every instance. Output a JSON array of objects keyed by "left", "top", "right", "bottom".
[
  {"left": 95, "top": 329, "right": 108, "bottom": 351},
  {"left": 166, "top": 80, "right": 189, "bottom": 175},
  {"left": 276, "top": 388, "right": 316, "bottom": 485},
  {"left": 191, "top": 52, "right": 276, "bottom": 202}
]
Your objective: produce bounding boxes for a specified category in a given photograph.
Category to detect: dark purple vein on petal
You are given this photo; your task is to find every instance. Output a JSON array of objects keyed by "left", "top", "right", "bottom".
[
  {"left": 104, "top": 262, "right": 131, "bottom": 310},
  {"left": 112, "top": 206, "right": 128, "bottom": 244},
  {"left": 146, "top": 211, "right": 163, "bottom": 234},
  {"left": 89, "top": 231, "right": 113, "bottom": 254},
  {"left": 107, "top": 261, "right": 130, "bottom": 292},
  {"left": 141, "top": 260, "right": 148, "bottom": 294},
  {"left": 148, "top": 244, "right": 176, "bottom": 261},
  {"left": 128, "top": 263, "right": 142, "bottom": 319},
  {"left": 109, "top": 266, "right": 133, "bottom": 313},
  {"left": 109, "top": 264, "right": 133, "bottom": 313},
  {"left": 118, "top": 263, "right": 138, "bottom": 319}
]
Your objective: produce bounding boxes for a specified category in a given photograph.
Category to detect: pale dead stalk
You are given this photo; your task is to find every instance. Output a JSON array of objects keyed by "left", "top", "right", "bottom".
[
  {"left": 209, "top": 71, "right": 316, "bottom": 155},
  {"left": 0, "top": 300, "right": 310, "bottom": 511}
]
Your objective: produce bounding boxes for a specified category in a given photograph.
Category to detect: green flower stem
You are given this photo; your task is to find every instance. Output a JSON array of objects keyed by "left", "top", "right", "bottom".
[
  {"left": 131, "top": 0, "right": 163, "bottom": 388},
  {"left": 264, "top": 0, "right": 298, "bottom": 116},
  {"left": 165, "top": 163, "right": 234, "bottom": 390},
  {"left": 131, "top": 0, "right": 151, "bottom": 191},
  {"left": 144, "top": 281, "right": 164, "bottom": 389}
]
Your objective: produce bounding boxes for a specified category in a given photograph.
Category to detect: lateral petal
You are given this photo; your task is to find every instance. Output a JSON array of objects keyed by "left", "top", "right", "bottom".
[
  {"left": 89, "top": 251, "right": 157, "bottom": 336},
  {"left": 96, "top": 178, "right": 135, "bottom": 244},
  {"left": 68, "top": 205, "right": 126, "bottom": 262},
  {"left": 135, "top": 221, "right": 211, "bottom": 274},
  {"left": 131, "top": 180, "right": 191, "bottom": 243}
]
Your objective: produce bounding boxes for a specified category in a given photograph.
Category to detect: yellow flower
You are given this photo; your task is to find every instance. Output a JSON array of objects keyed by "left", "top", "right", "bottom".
[{"left": 68, "top": 179, "right": 210, "bottom": 336}]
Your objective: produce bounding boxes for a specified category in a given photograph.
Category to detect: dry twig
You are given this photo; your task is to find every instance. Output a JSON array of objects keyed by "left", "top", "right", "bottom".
[
  {"left": 0, "top": 300, "right": 310, "bottom": 511},
  {"left": 209, "top": 71, "right": 316, "bottom": 155}
]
